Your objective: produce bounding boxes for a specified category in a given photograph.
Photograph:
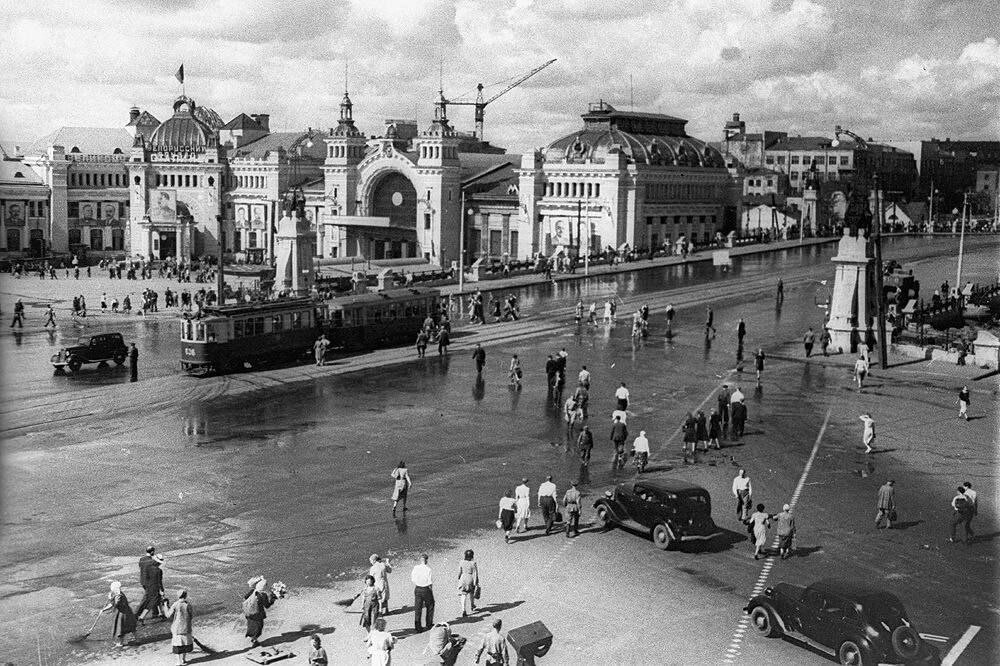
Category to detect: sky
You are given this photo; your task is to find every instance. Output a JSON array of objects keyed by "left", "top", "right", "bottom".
[{"left": 1, "top": 0, "right": 998, "bottom": 152}]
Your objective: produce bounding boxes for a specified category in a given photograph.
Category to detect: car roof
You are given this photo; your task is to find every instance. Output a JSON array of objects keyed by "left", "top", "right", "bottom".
[
  {"left": 809, "top": 579, "right": 899, "bottom": 601},
  {"left": 625, "top": 478, "right": 707, "bottom": 494}
]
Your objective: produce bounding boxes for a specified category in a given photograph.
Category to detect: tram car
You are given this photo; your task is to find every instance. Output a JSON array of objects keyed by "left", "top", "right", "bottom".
[{"left": 181, "top": 287, "right": 440, "bottom": 374}]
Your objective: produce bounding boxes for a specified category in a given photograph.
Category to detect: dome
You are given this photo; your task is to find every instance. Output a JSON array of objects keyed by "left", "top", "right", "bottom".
[
  {"left": 149, "top": 96, "right": 216, "bottom": 152},
  {"left": 543, "top": 128, "right": 726, "bottom": 168}
]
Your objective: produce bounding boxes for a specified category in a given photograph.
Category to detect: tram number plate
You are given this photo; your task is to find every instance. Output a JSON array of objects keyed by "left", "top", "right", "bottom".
[{"left": 184, "top": 347, "right": 196, "bottom": 356}]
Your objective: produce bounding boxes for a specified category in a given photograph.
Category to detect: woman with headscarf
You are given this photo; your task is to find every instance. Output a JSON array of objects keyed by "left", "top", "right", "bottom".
[
  {"left": 165, "top": 589, "right": 194, "bottom": 664},
  {"left": 100, "top": 581, "right": 137, "bottom": 648},
  {"left": 390, "top": 462, "right": 411, "bottom": 515},
  {"left": 368, "top": 554, "right": 393, "bottom": 614},
  {"left": 243, "top": 576, "right": 276, "bottom": 647},
  {"left": 497, "top": 490, "right": 517, "bottom": 544},
  {"left": 457, "top": 549, "right": 480, "bottom": 616},
  {"left": 695, "top": 410, "right": 709, "bottom": 451}
]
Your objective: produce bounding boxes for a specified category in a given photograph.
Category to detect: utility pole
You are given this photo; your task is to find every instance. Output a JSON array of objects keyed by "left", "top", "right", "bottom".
[
  {"left": 459, "top": 191, "right": 466, "bottom": 293},
  {"left": 216, "top": 215, "right": 225, "bottom": 305},
  {"left": 872, "top": 174, "right": 888, "bottom": 369},
  {"left": 576, "top": 199, "right": 582, "bottom": 271},
  {"left": 955, "top": 191, "right": 968, "bottom": 296}
]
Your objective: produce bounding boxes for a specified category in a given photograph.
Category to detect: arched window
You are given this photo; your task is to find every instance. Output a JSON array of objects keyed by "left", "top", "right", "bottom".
[{"left": 90, "top": 228, "right": 104, "bottom": 250}]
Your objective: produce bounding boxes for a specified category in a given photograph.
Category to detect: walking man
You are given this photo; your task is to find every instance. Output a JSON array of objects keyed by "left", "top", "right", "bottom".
[
  {"left": 537, "top": 475, "right": 558, "bottom": 535},
  {"left": 137, "top": 546, "right": 165, "bottom": 622},
  {"left": 732, "top": 469, "right": 752, "bottom": 522},
  {"left": 704, "top": 306, "right": 716, "bottom": 337},
  {"left": 43, "top": 304, "right": 56, "bottom": 328},
  {"left": 563, "top": 481, "right": 582, "bottom": 538},
  {"left": 775, "top": 504, "right": 796, "bottom": 559},
  {"left": 615, "top": 382, "right": 630, "bottom": 411},
  {"left": 737, "top": 318, "right": 746, "bottom": 347},
  {"left": 963, "top": 481, "right": 978, "bottom": 535},
  {"left": 875, "top": 480, "right": 896, "bottom": 529},
  {"left": 820, "top": 328, "right": 831, "bottom": 356},
  {"left": 949, "top": 487, "right": 975, "bottom": 544},
  {"left": 578, "top": 365, "right": 591, "bottom": 388},
  {"left": 437, "top": 327, "right": 450, "bottom": 355},
  {"left": 129, "top": 343, "right": 139, "bottom": 382},
  {"left": 803, "top": 327, "right": 815, "bottom": 357},
  {"left": 665, "top": 302, "right": 675, "bottom": 335},
  {"left": 577, "top": 425, "right": 593, "bottom": 465},
  {"left": 475, "top": 618, "right": 509, "bottom": 665},
  {"left": 472, "top": 343, "right": 486, "bottom": 375},
  {"left": 313, "top": 334, "right": 330, "bottom": 366},
  {"left": 610, "top": 415, "right": 628, "bottom": 469},
  {"left": 10, "top": 299, "right": 25, "bottom": 328},
  {"left": 731, "top": 398, "right": 747, "bottom": 439},
  {"left": 754, "top": 347, "right": 766, "bottom": 387},
  {"left": 854, "top": 354, "right": 869, "bottom": 391},
  {"left": 957, "top": 385, "right": 970, "bottom": 420},
  {"left": 717, "top": 384, "right": 731, "bottom": 437},
  {"left": 411, "top": 553, "right": 435, "bottom": 632}
]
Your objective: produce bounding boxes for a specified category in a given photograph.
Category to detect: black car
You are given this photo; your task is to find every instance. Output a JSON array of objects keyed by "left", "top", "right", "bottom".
[
  {"left": 592, "top": 479, "right": 720, "bottom": 549},
  {"left": 51, "top": 333, "right": 129, "bottom": 373},
  {"left": 745, "top": 579, "right": 940, "bottom": 666}
]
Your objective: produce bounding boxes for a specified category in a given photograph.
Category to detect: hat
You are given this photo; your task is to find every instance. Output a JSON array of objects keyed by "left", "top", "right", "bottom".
[
  {"left": 782, "top": 504, "right": 791, "bottom": 511},
  {"left": 369, "top": 554, "right": 379, "bottom": 564},
  {"left": 153, "top": 554, "right": 164, "bottom": 564}
]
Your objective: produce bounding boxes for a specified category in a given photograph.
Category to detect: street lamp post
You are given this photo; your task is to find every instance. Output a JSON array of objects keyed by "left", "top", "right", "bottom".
[
  {"left": 955, "top": 191, "right": 968, "bottom": 296},
  {"left": 459, "top": 191, "right": 466, "bottom": 293},
  {"left": 872, "top": 174, "right": 888, "bottom": 369}
]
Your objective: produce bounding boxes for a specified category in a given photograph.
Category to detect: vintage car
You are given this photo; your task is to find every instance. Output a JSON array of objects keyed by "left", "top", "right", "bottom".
[
  {"left": 592, "top": 479, "right": 720, "bottom": 549},
  {"left": 745, "top": 579, "right": 940, "bottom": 666},
  {"left": 51, "top": 333, "right": 129, "bottom": 373}
]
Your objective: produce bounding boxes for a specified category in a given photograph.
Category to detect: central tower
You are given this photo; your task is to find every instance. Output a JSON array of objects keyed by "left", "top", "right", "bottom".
[{"left": 414, "top": 91, "right": 461, "bottom": 266}]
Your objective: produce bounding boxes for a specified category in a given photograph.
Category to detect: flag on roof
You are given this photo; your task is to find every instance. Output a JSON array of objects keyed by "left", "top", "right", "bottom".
[{"left": 175, "top": 64, "right": 184, "bottom": 85}]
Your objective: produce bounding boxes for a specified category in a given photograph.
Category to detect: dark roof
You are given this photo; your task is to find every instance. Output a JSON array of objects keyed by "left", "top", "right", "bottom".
[
  {"left": 222, "top": 113, "right": 265, "bottom": 131},
  {"left": 767, "top": 136, "right": 835, "bottom": 152},
  {"left": 24, "top": 127, "right": 133, "bottom": 156},
  {"left": 232, "top": 131, "right": 326, "bottom": 160},
  {"left": 459, "top": 152, "right": 519, "bottom": 182},
  {"left": 545, "top": 128, "right": 725, "bottom": 168},
  {"left": 127, "top": 110, "right": 160, "bottom": 128},
  {"left": 0, "top": 159, "right": 45, "bottom": 185},
  {"left": 202, "top": 297, "right": 314, "bottom": 318},
  {"left": 625, "top": 478, "right": 707, "bottom": 494},
  {"left": 328, "top": 287, "right": 440, "bottom": 308}
]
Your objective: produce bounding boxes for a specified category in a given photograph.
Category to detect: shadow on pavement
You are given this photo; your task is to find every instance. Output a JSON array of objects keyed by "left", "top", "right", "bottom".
[
  {"left": 678, "top": 527, "right": 746, "bottom": 554},
  {"left": 890, "top": 520, "right": 924, "bottom": 530},
  {"left": 971, "top": 531, "right": 1000, "bottom": 543},
  {"left": 474, "top": 600, "right": 525, "bottom": 614},
  {"left": 790, "top": 545, "right": 823, "bottom": 558}
]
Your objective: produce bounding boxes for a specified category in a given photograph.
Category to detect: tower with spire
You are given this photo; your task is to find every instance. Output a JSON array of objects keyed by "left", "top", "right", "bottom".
[
  {"left": 415, "top": 89, "right": 461, "bottom": 266},
  {"left": 323, "top": 87, "right": 367, "bottom": 220}
]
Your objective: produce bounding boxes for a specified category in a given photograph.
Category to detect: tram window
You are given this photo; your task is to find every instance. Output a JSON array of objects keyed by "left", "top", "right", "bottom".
[
  {"left": 404, "top": 305, "right": 412, "bottom": 317},
  {"left": 183, "top": 320, "right": 194, "bottom": 340},
  {"left": 234, "top": 320, "right": 244, "bottom": 337},
  {"left": 255, "top": 318, "right": 265, "bottom": 336},
  {"left": 207, "top": 326, "right": 217, "bottom": 343},
  {"left": 273, "top": 315, "right": 284, "bottom": 332},
  {"left": 330, "top": 310, "right": 343, "bottom": 327},
  {"left": 195, "top": 323, "right": 206, "bottom": 341},
  {"left": 291, "top": 313, "right": 302, "bottom": 329}
]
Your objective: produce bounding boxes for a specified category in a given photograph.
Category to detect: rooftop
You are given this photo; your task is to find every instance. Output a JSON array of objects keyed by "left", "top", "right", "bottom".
[
  {"left": 0, "top": 159, "right": 44, "bottom": 185},
  {"left": 24, "top": 127, "right": 133, "bottom": 157}
]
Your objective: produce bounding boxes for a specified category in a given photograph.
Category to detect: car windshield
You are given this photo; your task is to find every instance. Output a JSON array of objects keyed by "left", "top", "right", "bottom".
[{"left": 76, "top": 336, "right": 92, "bottom": 345}]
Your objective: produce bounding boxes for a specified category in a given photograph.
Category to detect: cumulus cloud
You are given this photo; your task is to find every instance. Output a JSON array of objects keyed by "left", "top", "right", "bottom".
[{"left": 0, "top": 0, "right": 997, "bottom": 150}]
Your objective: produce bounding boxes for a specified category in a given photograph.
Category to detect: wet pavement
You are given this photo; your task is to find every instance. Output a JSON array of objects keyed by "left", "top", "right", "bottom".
[{"left": 0, "top": 235, "right": 997, "bottom": 664}]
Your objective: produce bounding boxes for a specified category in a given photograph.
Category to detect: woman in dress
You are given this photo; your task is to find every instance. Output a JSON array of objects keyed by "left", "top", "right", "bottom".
[
  {"left": 243, "top": 576, "right": 276, "bottom": 647},
  {"left": 355, "top": 575, "right": 380, "bottom": 640},
  {"left": 508, "top": 354, "right": 522, "bottom": 386},
  {"left": 682, "top": 412, "right": 698, "bottom": 455},
  {"left": 368, "top": 554, "right": 392, "bottom": 614},
  {"left": 457, "top": 549, "right": 480, "bottom": 616},
  {"left": 859, "top": 413, "right": 876, "bottom": 453},
  {"left": 367, "top": 617, "right": 396, "bottom": 666},
  {"left": 514, "top": 479, "right": 531, "bottom": 534},
  {"left": 746, "top": 504, "right": 772, "bottom": 560},
  {"left": 390, "top": 462, "right": 411, "bottom": 515},
  {"left": 695, "top": 410, "right": 709, "bottom": 451},
  {"left": 708, "top": 408, "right": 722, "bottom": 450},
  {"left": 165, "top": 589, "right": 194, "bottom": 664},
  {"left": 100, "top": 581, "right": 137, "bottom": 648},
  {"left": 498, "top": 490, "right": 517, "bottom": 543}
]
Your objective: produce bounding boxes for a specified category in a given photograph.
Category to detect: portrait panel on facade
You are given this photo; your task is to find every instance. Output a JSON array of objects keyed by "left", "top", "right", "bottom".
[
  {"left": 80, "top": 202, "right": 96, "bottom": 221},
  {"left": 4, "top": 201, "right": 25, "bottom": 225},
  {"left": 236, "top": 204, "right": 248, "bottom": 226},
  {"left": 251, "top": 204, "right": 265, "bottom": 229},
  {"left": 150, "top": 189, "right": 177, "bottom": 222},
  {"left": 102, "top": 203, "right": 118, "bottom": 223}
]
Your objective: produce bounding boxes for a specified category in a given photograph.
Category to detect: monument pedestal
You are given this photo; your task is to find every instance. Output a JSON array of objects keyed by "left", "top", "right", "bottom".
[
  {"left": 825, "top": 229, "right": 877, "bottom": 354},
  {"left": 274, "top": 209, "right": 315, "bottom": 297}
]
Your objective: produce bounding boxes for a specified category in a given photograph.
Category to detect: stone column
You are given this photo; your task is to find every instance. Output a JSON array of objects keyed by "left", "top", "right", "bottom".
[{"left": 825, "top": 228, "right": 875, "bottom": 354}]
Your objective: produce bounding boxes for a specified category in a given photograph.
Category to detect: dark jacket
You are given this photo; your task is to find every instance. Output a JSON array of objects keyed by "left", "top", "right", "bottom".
[
  {"left": 610, "top": 422, "right": 628, "bottom": 443},
  {"left": 732, "top": 401, "right": 747, "bottom": 423},
  {"left": 472, "top": 348, "right": 486, "bottom": 363}
]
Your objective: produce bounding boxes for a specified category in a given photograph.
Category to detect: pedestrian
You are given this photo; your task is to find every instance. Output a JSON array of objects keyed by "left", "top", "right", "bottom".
[
  {"left": 472, "top": 343, "right": 486, "bottom": 374},
  {"left": 354, "top": 575, "right": 380, "bottom": 639},
  {"left": 475, "top": 618, "right": 509, "bottom": 666},
  {"left": 717, "top": 385, "right": 731, "bottom": 436},
  {"left": 44, "top": 304, "right": 56, "bottom": 328},
  {"left": 665, "top": 303, "right": 675, "bottom": 333},
  {"left": 577, "top": 425, "right": 593, "bottom": 465},
  {"left": 695, "top": 410, "right": 708, "bottom": 451},
  {"left": 615, "top": 382, "right": 630, "bottom": 411},
  {"left": 369, "top": 554, "right": 393, "bottom": 614},
  {"left": 632, "top": 430, "right": 650, "bottom": 472},
  {"left": 603, "top": 299, "right": 613, "bottom": 324},
  {"left": 963, "top": 481, "right": 978, "bottom": 534},
  {"left": 415, "top": 329, "right": 429, "bottom": 358},
  {"left": 574, "top": 299, "right": 584, "bottom": 324},
  {"left": 101, "top": 292, "right": 108, "bottom": 312},
  {"left": 587, "top": 301, "right": 597, "bottom": 324},
  {"left": 708, "top": 408, "right": 722, "bottom": 449},
  {"left": 537, "top": 475, "right": 558, "bottom": 535},
  {"left": 610, "top": 415, "right": 628, "bottom": 469},
  {"left": 497, "top": 490, "right": 517, "bottom": 543},
  {"left": 820, "top": 328, "right": 831, "bottom": 356},
  {"left": 314, "top": 334, "right": 330, "bottom": 366},
  {"left": 704, "top": 306, "right": 716, "bottom": 337},
  {"left": 731, "top": 399, "right": 747, "bottom": 439},
  {"left": 730, "top": 384, "right": 745, "bottom": 405},
  {"left": 129, "top": 343, "right": 139, "bottom": 382},
  {"left": 746, "top": 504, "right": 771, "bottom": 559},
  {"left": 564, "top": 396, "right": 582, "bottom": 432},
  {"left": 367, "top": 617, "right": 396, "bottom": 666},
  {"left": 803, "top": 327, "right": 815, "bottom": 357},
  {"left": 243, "top": 576, "right": 276, "bottom": 647},
  {"left": 737, "top": 318, "right": 746, "bottom": 346},
  {"left": 563, "top": 481, "right": 582, "bottom": 538},
  {"left": 875, "top": 480, "right": 896, "bottom": 529},
  {"left": 308, "top": 634, "right": 329, "bottom": 666},
  {"left": 457, "top": 549, "right": 480, "bottom": 616},
  {"left": 681, "top": 411, "right": 697, "bottom": 456},
  {"left": 111, "top": 296, "right": 119, "bottom": 313},
  {"left": 514, "top": 479, "right": 531, "bottom": 533},
  {"left": 949, "top": 486, "right": 975, "bottom": 544},
  {"left": 411, "top": 553, "right": 435, "bottom": 632},
  {"left": 754, "top": 348, "right": 766, "bottom": 386},
  {"left": 854, "top": 354, "right": 869, "bottom": 391},
  {"left": 777, "top": 278, "right": 784, "bottom": 301},
  {"left": 437, "top": 327, "right": 450, "bottom": 355},
  {"left": 545, "top": 355, "right": 558, "bottom": 390},
  {"left": 859, "top": 413, "right": 876, "bottom": 453},
  {"left": 732, "top": 469, "right": 752, "bottom": 522},
  {"left": 165, "top": 589, "right": 194, "bottom": 665},
  {"left": 508, "top": 354, "right": 522, "bottom": 386},
  {"left": 573, "top": 383, "right": 589, "bottom": 419},
  {"left": 390, "top": 461, "right": 411, "bottom": 515},
  {"left": 957, "top": 385, "right": 970, "bottom": 420},
  {"left": 136, "top": 549, "right": 165, "bottom": 622},
  {"left": 578, "top": 365, "right": 591, "bottom": 388},
  {"left": 774, "top": 504, "right": 796, "bottom": 559},
  {"left": 10, "top": 299, "right": 25, "bottom": 328},
  {"left": 101, "top": 581, "right": 137, "bottom": 648}
]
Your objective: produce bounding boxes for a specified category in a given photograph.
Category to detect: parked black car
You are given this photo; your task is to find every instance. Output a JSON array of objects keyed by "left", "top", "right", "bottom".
[
  {"left": 745, "top": 579, "right": 940, "bottom": 666},
  {"left": 51, "top": 333, "right": 129, "bottom": 373},
  {"left": 592, "top": 479, "right": 720, "bottom": 549}
]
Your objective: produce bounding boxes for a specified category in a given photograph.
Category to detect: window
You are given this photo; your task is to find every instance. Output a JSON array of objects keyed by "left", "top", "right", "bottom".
[
  {"left": 89, "top": 228, "right": 104, "bottom": 250},
  {"left": 777, "top": 156, "right": 785, "bottom": 165},
  {"left": 424, "top": 213, "right": 432, "bottom": 230},
  {"left": 840, "top": 156, "right": 849, "bottom": 165},
  {"left": 594, "top": 183, "right": 600, "bottom": 196},
  {"left": 68, "top": 228, "right": 82, "bottom": 245},
  {"left": 234, "top": 320, "right": 244, "bottom": 337},
  {"left": 6, "top": 228, "right": 21, "bottom": 250},
  {"left": 68, "top": 202, "right": 79, "bottom": 218},
  {"left": 489, "top": 230, "right": 502, "bottom": 255},
  {"left": 510, "top": 230, "right": 518, "bottom": 256},
  {"left": 249, "top": 231, "right": 258, "bottom": 248},
  {"left": 828, "top": 156, "right": 837, "bottom": 165},
  {"left": 272, "top": 315, "right": 284, "bottom": 332},
  {"left": 765, "top": 156, "right": 774, "bottom": 165},
  {"left": 791, "top": 156, "right": 800, "bottom": 165},
  {"left": 111, "top": 229, "right": 124, "bottom": 250},
  {"left": 766, "top": 179, "right": 774, "bottom": 187},
  {"left": 292, "top": 313, "right": 303, "bottom": 329},
  {"left": 791, "top": 171, "right": 799, "bottom": 180}
]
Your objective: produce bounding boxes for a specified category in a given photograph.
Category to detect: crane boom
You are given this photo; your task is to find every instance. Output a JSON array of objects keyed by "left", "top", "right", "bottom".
[{"left": 448, "top": 58, "right": 556, "bottom": 139}]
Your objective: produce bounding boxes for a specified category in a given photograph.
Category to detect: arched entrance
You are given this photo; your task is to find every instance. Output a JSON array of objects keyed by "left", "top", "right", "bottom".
[{"left": 369, "top": 171, "right": 417, "bottom": 259}]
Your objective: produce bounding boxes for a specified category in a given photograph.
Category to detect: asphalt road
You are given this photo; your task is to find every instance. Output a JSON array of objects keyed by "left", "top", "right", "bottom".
[{"left": 0, "top": 236, "right": 997, "bottom": 665}]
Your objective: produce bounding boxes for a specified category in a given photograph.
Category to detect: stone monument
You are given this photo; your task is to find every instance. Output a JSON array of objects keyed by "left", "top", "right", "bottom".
[
  {"left": 825, "top": 228, "right": 876, "bottom": 354},
  {"left": 274, "top": 198, "right": 315, "bottom": 297}
]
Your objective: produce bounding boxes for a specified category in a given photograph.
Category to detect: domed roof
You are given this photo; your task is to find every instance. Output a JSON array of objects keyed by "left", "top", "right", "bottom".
[{"left": 149, "top": 96, "right": 216, "bottom": 152}]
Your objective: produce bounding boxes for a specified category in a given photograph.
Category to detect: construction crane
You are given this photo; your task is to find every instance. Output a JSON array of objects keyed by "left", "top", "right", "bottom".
[{"left": 448, "top": 59, "right": 556, "bottom": 140}]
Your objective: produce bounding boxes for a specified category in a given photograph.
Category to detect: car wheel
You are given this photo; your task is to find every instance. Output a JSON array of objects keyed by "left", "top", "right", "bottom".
[
  {"left": 838, "top": 640, "right": 872, "bottom": 666},
  {"left": 652, "top": 523, "right": 674, "bottom": 550},
  {"left": 113, "top": 352, "right": 126, "bottom": 365},
  {"left": 891, "top": 626, "right": 920, "bottom": 660},
  {"left": 595, "top": 504, "right": 612, "bottom": 529},
  {"left": 749, "top": 606, "right": 782, "bottom": 638},
  {"left": 67, "top": 358, "right": 82, "bottom": 373}
]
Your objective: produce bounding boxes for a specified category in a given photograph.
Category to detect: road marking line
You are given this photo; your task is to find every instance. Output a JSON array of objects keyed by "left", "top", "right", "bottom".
[
  {"left": 721, "top": 407, "right": 832, "bottom": 665},
  {"left": 942, "top": 625, "right": 981, "bottom": 666},
  {"left": 919, "top": 633, "right": 949, "bottom": 642}
]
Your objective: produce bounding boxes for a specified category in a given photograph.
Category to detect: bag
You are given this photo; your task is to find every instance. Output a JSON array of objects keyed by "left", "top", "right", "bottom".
[
  {"left": 495, "top": 519, "right": 502, "bottom": 530},
  {"left": 474, "top": 585, "right": 481, "bottom": 600},
  {"left": 889, "top": 510, "right": 898, "bottom": 522},
  {"left": 555, "top": 511, "right": 563, "bottom": 523},
  {"left": 242, "top": 593, "right": 259, "bottom": 617}
]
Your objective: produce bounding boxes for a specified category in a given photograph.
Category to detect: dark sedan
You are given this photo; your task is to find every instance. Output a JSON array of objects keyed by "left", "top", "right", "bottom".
[{"left": 593, "top": 479, "right": 721, "bottom": 550}]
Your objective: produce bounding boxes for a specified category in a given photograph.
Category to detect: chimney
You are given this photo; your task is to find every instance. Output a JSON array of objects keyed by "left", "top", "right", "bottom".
[
  {"left": 129, "top": 106, "right": 140, "bottom": 123},
  {"left": 252, "top": 114, "right": 270, "bottom": 133}
]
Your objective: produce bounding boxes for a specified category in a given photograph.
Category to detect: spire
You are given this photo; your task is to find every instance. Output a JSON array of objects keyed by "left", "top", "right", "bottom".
[{"left": 333, "top": 82, "right": 362, "bottom": 138}]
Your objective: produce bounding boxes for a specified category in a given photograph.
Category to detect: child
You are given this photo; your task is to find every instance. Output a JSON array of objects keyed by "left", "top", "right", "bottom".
[{"left": 308, "top": 633, "right": 328, "bottom": 665}]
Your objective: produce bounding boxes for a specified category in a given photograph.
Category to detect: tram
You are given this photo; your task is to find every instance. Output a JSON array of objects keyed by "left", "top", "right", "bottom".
[{"left": 180, "top": 287, "right": 440, "bottom": 374}]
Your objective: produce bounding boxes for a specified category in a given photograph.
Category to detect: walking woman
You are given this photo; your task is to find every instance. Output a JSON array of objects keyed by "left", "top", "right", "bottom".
[
  {"left": 243, "top": 576, "right": 276, "bottom": 647},
  {"left": 165, "top": 589, "right": 194, "bottom": 664},
  {"left": 355, "top": 575, "right": 380, "bottom": 640},
  {"left": 508, "top": 354, "right": 523, "bottom": 386},
  {"left": 708, "top": 408, "right": 722, "bottom": 450},
  {"left": 695, "top": 410, "right": 709, "bottom": 452},
  {"left": 746, "top": 504, "right": 772, "bottom": 560},
  {"left": 390, "top": 462, "right": 412, "bottom": 515},
  {"left": 514, "top": 479, "right": 531, "bottom": 534},
  {"left": 367, "top": 617, "right": 396, "bottom": 666},
  {"left": 369, "top": 554, "right": 393, "bottom": 614},
  {"left": 101, "top": 581, "right": 137, "bottom": 648},
  {"left": 682, "top": 412, "right": 698, "bottom": 455},
  {"left": 457, "top": 549, "right": 480, "bottom": 617},
  {"left": 498, "top": 490, "right": 517, "bottom": 543},
  {"left": 859, "top": 413, "right": 876, "bottom": 453}
]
